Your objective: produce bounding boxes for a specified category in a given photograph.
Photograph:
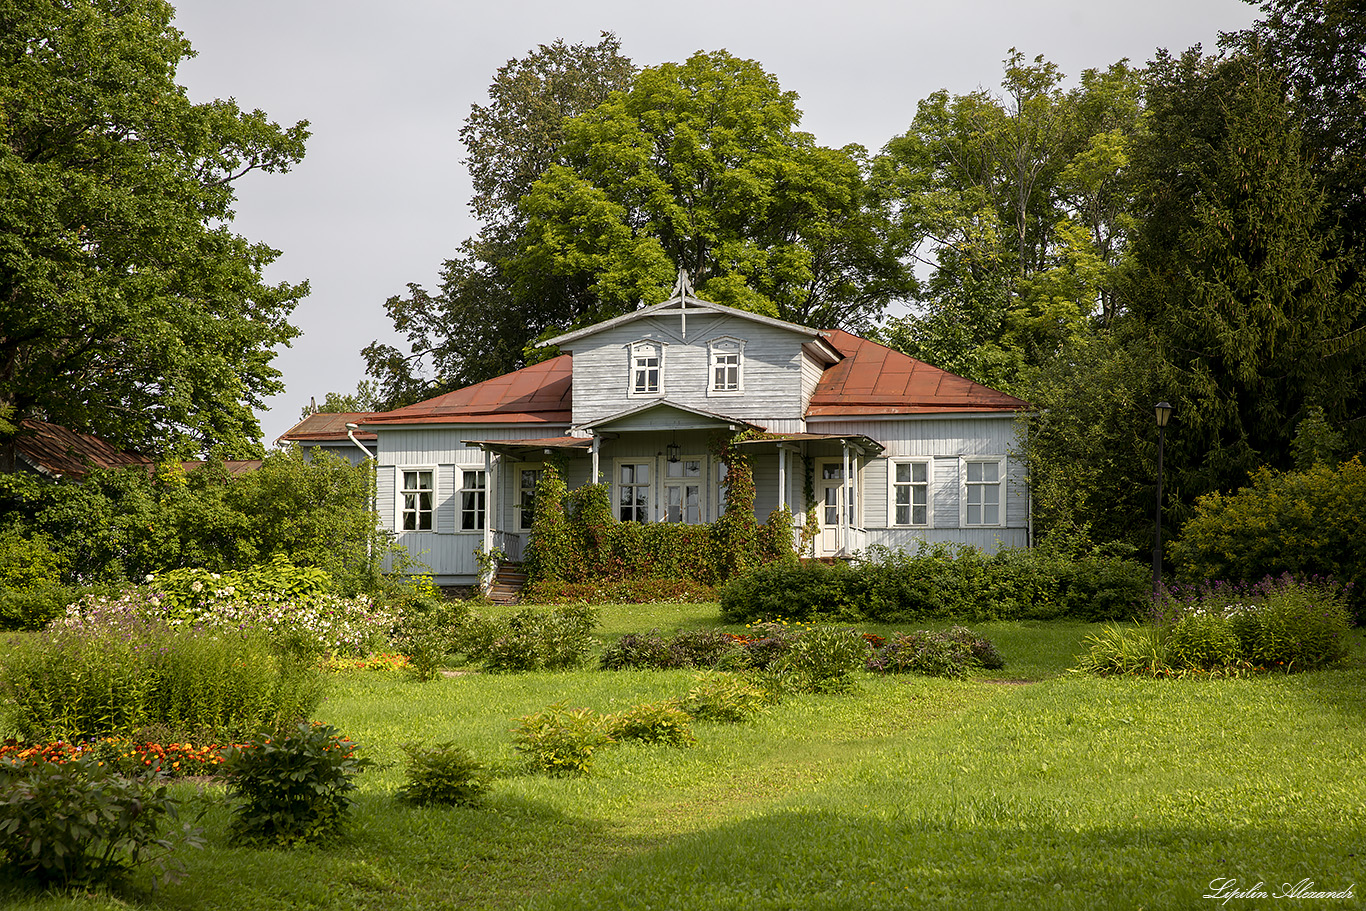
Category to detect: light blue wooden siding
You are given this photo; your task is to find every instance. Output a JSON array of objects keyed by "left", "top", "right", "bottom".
[
  {"left": 566, "top": 314, "right": 810, "bottom": 427},
  {"left": 376, "top": 424, "right": 569, "bottom": 582},
  {"left": 808, "top": 415, "right": 1029, "bottom": 552}
]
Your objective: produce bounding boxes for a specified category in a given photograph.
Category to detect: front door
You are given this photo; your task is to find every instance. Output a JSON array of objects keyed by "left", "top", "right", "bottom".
[{"left": 817, "top": 460, "right": 854, "bottom": 555}]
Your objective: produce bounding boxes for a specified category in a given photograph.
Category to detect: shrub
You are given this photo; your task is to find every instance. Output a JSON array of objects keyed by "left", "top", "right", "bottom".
[
  {"left": 679, "top": 672, "right": 769, "bottom": 723},
  {"left": 1164, "top": 613, "right": 1244, "bottom": 670},
  {"left": 941, "top": 625, "right": 1006, "bottom": 670},
  {"left": 600, "top": 631, "right": 676, "bottom": 670},
  {"left": 482, "top": 606, "right": 598, "bottom": 673},
  {"left": 1171, "top": 457, "right": 1366, "bottom": 619},
  {"left": 523, "top": 578, "right": 717, "bottom": 604},
  {"left": 223, "top": 723, "right": 370, "bottom": 847},
  {"left": 719, "top": 544, "right": 1148, "bottom": 624},
  {"left": 1226, "top": 576, "right": 1352, "bottom": 670},
  {"left": 866, "top": 627, "right": 1005, "bottom": 679},
  {"left": 0, "top": 530, "right": 75, "bottom": 630},
  {"left": 395, "top": 742, "right": 490, "bottom": 806},
  {"left": 719, "top": 559, "right": 864, "bottom": 623},
  {"left": 607, "top": 702, "right": 696, "bottom": 748},
  {"left": 511, "top": 703, "right": 614, "bottom": 776},
  {"left": 772, "top": 626, "right": 869, "bottom": 693},
  {"left": 0, "top": 753, "right": 201, "bottom": 887}
]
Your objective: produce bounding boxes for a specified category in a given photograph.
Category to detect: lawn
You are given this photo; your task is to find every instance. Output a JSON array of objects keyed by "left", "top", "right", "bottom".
[{"left": 3, "top": 605, "right": 1364, "bottom": 911}]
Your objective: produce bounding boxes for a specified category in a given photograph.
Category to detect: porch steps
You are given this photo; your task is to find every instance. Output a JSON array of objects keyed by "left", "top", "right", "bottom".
[{"left": 488, "top": 562, "right": 527, "bottom": 604}]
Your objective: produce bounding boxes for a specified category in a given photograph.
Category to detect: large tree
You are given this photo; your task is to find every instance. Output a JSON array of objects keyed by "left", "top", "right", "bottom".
[
  {"left": 363, "top": 35, "right": 636, "bottom": 405},
  {"left": 874, "top": 53, "right": 1142, "bottom": 392},
  {"left": 0, "top": 0, "right": 309, "bottom": 457},
  {"left": 365, "top": 45, "right": 910, "bottom": 407},
  {"left": 1025, "top": 46, "right": 1366, "bottom": 551},
  {"left": 509, "top": 50, "right": 909, "bottom": 332}
]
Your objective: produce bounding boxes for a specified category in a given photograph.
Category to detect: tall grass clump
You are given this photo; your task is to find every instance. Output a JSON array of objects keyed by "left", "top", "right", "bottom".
[{"left": 0, "top": 613, "right": 322, "bottom": 741}]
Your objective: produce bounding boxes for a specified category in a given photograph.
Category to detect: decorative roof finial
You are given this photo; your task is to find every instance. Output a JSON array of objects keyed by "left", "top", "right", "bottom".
[{"left": 673, "top": 268, "right": 694, "bottom": 301}]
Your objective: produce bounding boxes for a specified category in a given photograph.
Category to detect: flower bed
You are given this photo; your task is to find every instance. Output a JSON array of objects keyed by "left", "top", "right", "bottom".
[{"left": 0, "top": 737, "right": 240, "bottom": 778}]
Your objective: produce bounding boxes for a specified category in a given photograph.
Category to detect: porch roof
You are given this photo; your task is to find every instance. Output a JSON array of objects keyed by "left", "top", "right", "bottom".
[
  {"left": 576, "top": 399, "right": 764, "bottom": 433},
  {"left": 731, "top": 432, "right": 885, "bottom": 457},
  {"left": 463, "top": 436, "right": 593, "bottom": 459}
]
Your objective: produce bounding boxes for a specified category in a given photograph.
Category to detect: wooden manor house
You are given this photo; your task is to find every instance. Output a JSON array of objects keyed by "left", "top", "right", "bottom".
[{"left": 281, "top": 274, "right": 1031, "bottom": 589}]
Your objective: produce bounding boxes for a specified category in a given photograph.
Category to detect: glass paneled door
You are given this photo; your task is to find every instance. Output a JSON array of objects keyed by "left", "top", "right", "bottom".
[
  {"left": 663, "top": 458, "right": 702, "bottom": 523},
  {"left": 817, "top": 460, "right": 855, "bottom": 555}
]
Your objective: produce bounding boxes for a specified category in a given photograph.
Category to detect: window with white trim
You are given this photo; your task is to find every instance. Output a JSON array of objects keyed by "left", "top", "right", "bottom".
[
  {"left": 716, "top": 461, "right": 729, "bottom": 516},
  {"left": 401, "top": 470, "right": 434, "bottom": 531},
  {"left": 629, "top": 341, "right": 663, "bottom": 396},
  {"left": 890, "top": 460, "right": 931, "bottom": 526},
  {"left": 617, "top": 461, "right": 652, "bottom": 522},
  {"left": 460, "top": 470, "right": 486, "bottom": 530},
  {"left": 708, "top": 338, "right": 743, "bottom": 394},
  {"left": 664, "top": 458, "right": 703, "bottom": 523},
  {"left": 963, "top": 458, "right": 1005, "bottom": 526},
  {"left": 517, "top": 466, "right": 543, "bottom": 530}
]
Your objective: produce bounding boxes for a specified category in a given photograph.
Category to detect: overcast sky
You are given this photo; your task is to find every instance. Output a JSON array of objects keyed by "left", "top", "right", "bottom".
[{"left": 168, "top": 0, "right": 1262, "bottom": 445}]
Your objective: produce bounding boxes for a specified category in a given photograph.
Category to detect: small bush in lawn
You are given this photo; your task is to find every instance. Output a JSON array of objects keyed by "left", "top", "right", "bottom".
[
  {"left": 669, "top": 629, "right": 748, "bottom": 669},
  {"left": 1228, "top": 575, "right": 1353, "bottom": 671},
  {"left": 0, "top": 753, "right": 202, "bottom": 887},
  {"left": 600, "top": 631, "right": 676, "bottom": 670},
  {"left": 738, "top": 621, "right": 803, "bottom": 670},
  {"left": 483, "top": 606, "right": 599, "bottom": 673},
  {"left": 866, "top": 627, "right": 1003, "bottom": 679},
  {"left": 773, "top": 626, "right": 870, "bottom": 693},
  {"left": 511, "top": 702, "right": 614, "bottom": 776},
  {"left": 679, "top": 672, "right": 768, "bottom": 723},
  {"left": 223, "top": 722, "right": 370, "bottom": 847},
  {"left": 942, "top": 625, "right": 1006, "bottom": 670},
  {"left": 394, "top": 599, "right": 469, "bottom": 681},
  {"left": 395, "top": 742, "right": 490, "bottom": 806},
  {"left": 607, "top": 702, "right": 696, "bottom": 748},
  {"left": 1164, "top": 612, "right": 1245, "bottom": 671}
]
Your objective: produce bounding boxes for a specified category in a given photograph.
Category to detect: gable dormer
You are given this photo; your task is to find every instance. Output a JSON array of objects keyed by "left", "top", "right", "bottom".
[{"left": 544, "top": 272, "right": 840, "bottom": 430}]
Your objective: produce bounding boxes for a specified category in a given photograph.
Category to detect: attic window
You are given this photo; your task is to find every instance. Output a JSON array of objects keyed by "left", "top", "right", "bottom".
[
  {"left": 708, "top": 338, "right": 744, "bottom": 394},
  {"left": 630, "top": 341, "right": 663, "bottom": 396}
]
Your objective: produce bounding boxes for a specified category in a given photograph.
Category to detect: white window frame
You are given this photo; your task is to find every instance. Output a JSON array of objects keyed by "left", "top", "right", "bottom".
[
  {"left": 960, "top": 456, "right": 1007, "bottom": 527},
  {"left": 399, "top": 467, "right": 436, "bottom": 532},
  {"left": 662, "top": 455, "right": 705, "bottom": 524},
  {"left": 888, "top": 458, "right": 932, "bottom": 527},
  {"left": 514, "top": 463, "right": 544, "bottom": 531},
  {"left": 459, "top": 469, "right": 487, "bottom": 531},
  {"left": 627, "top": 339, "right": 665, "bottom": 397},
  {"left": 615, "top": 459, "right": 654, "bottom": 522},
  {"left": 706, "top": 337, "right": 745, "bottom": 396}
]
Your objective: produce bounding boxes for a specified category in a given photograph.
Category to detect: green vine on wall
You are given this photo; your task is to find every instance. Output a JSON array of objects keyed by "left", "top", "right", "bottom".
[{"left": 524, "top": 433, "right": 796, "bottom": 586}]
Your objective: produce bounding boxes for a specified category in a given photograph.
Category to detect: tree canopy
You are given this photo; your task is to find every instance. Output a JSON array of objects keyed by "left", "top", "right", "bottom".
[
  {"left": 364, "top": 44, "right": 908, "bottom": 408},
  {"left": 0, "top": 0, "right": 309, "bottom": 457}
]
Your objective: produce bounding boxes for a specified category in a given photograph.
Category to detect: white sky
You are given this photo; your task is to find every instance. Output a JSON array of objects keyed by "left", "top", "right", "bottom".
[{"left": 168, "top": 0, "right": 1262, "bottom": 445}]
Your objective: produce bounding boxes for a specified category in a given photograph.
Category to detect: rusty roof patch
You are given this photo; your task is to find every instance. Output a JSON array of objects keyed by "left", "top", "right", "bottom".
[{"left": 809, "top": 330, "right": 1029, "bottom": 415}]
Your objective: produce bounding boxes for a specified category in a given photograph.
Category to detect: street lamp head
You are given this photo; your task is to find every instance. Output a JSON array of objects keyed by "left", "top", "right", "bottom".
[{"left": 1154, "top": 402, "right": 1173, "bottom": 428}]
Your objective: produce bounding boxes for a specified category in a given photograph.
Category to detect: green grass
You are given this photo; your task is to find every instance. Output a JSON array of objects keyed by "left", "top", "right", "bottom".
[{"left": 3, "top": 610, "right": 1364, "bottom": 910}]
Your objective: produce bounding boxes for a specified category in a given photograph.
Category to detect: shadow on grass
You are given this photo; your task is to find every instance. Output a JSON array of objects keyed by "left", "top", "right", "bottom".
[{"left": 522, "top": 805, "right": 1362, "bottom": 911}]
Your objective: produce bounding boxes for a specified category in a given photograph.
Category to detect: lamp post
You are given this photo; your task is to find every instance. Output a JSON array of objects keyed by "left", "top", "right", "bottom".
[{"left": 1152, "top": 402, "right": 1173, "bottom": 595}]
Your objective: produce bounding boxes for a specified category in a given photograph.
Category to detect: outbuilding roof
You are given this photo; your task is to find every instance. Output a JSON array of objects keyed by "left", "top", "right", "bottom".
[{"left": 9, "top": 419, "right": 149, "bottom": 480}]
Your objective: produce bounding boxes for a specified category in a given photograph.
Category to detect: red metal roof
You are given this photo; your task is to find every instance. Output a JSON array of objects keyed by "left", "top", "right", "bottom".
[
  {"left": 361, "top": 355, "right": 573, "bottom": 427},
  {"left": 808, "top": 330, "right": 1029, "bottom": 416},
  {"left": 11, "top": 419, "right": 149, "bottom": 479},
  {"left": 277, "top": 412, "right": 377, "bottom": 444}
]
